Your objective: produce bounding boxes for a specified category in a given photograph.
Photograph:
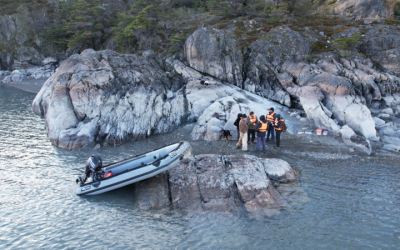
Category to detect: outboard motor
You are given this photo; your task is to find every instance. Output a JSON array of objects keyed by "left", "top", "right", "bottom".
[{"left": 76, "top": 155, "right": 104, "bottom": 185}]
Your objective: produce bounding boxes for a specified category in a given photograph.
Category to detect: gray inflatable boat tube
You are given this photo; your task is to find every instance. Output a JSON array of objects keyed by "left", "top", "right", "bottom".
[{"left": 75, "top": 141, "right": 192, "bottom": 195}]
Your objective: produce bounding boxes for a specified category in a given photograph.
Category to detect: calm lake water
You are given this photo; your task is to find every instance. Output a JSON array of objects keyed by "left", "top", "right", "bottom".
[{"left": 0, "top": 85, "right": 399, "bottom": 249}]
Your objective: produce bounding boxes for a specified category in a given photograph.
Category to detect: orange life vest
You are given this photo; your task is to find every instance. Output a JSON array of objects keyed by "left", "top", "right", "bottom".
[
  {"left": 249, "top": 114, "right": 257, "bottom": 123},
  {"left": 275, "top": 119, "right": 284, "bottom": 131},
  {"left": 259, "top": 121, "right": 268, "bottom": 132},
  {"left": 267, "top": 111, "right": 276, "bottom": 122}
]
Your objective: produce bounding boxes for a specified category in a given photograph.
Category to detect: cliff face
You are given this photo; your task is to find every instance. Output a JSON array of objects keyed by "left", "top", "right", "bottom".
[
  {"left": 0, "top": 6, "right": 57, "bottom": 70},
  {"left": 31, "top": 23, "right": 400, "bottom": 153},
  {"left": 184, "top": 26, "right": 400, "bottom": 140}
]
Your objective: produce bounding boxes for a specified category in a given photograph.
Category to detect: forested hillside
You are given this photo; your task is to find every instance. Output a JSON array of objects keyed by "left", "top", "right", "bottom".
[{"left": 1, "top": 0, "right": 400, "bottom": 70}]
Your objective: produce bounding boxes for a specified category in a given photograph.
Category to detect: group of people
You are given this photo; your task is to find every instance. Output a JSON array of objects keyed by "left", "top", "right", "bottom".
[{"left": 233, "top": 108, "right": 285, "bottom": 152}]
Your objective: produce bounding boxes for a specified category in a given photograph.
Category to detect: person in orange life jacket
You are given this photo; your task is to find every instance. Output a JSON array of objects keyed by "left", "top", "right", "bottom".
[
  {"left": 273, "top": 114, "right": 284, "bottom": 149},
  {"left": 233, "top": 113, "right": 243, "bottom": 140},
  {"left": 255, "top": 115, "right": 268, "bottom": 152},
  {"left": 266, "top": 107, "right": 276, "bottom": 142},
  {"left": 246, "top": 111, "right": 258, "bottom": 144},
  {"left": 236, "top": 114, "right": 248, "bottom": 151}
]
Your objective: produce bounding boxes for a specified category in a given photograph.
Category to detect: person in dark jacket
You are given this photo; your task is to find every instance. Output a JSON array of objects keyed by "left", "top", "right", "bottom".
[
  {"left": 255, "top": 115, "right": 268, "bottom": 152},
  {"left": 266, "top": 107, "right": 276, "bottom": 142},
  {"left": 246, "top": 111, "right": 258, "bottom": 144},
  {"left": 273, "top": 114, "right": 284, "bottom": 149},
  {"left": 233, "top": 113, "right": 242, "bottom": 140}
]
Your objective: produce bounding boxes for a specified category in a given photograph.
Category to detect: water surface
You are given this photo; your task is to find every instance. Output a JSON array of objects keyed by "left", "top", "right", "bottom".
[{"left": 0, "top": 86, "right": 399, "bottom": 249}]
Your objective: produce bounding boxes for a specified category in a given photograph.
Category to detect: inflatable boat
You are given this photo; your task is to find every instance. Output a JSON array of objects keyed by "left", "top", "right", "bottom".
[{"left": 75, "top": 141, "right": 192, "bottom": 195}]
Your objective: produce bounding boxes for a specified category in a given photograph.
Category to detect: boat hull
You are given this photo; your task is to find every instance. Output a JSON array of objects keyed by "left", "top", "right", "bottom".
[{"left": 75, "top": 141, "right": 191, "bottom": 195}]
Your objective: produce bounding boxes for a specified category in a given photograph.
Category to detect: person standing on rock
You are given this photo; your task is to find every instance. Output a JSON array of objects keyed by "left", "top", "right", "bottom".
[
  {"left": 274, "top": 114, "right": 285, "bottom": 149},
  {"left": 236, "top": 114, "right": 248, "bottom": 151},
  {"left": 233, "top": 113, "right": 243, "bottom": 140},
  {"left": 255, "top": 115, "right": 268, "bottom": 152},
  {"left": 266, "top": 107, "right": 276, "bottom": 142},
  {"left": 247, "top": 112, "right": 258, "bottom": 144}
]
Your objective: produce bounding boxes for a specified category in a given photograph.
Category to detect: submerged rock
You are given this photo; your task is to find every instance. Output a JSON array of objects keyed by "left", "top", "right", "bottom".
[{"left": 136, "top": 154, "right": 295, "bottom": 216}]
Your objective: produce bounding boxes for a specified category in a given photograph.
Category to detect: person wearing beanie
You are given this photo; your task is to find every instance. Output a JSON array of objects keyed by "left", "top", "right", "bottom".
[
  {"left": 236, "top": 114, "right": 248, "bottom": 151},
  {"left": 266, "top": 107, "right": 276, "bottom": 142},
  {"left": 273, "top": 114, "right": 284, "bottom": 149},
  {"left": 233, "top": 113, "right": 242, "bottom": 140},
  {"left": 255, "top": 115, "right": 268, "bottom": 152}
]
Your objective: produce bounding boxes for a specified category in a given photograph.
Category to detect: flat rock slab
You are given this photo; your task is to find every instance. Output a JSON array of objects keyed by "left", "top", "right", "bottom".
[{"left": 134, "top": 154, "right": 295, "bottom": 216}]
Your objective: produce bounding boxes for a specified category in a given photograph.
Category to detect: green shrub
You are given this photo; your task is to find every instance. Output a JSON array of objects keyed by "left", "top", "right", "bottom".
[
  {"left": 234, "top": 21, "right": 245, "bottom": 30},
  {"left": 324, "top": 27, "right": 334, "bottom": 37},
  {"left": 233, "top": 29, "right": 244, "bottom": 38},
  {"left": 311, "top": 41, "right": 332, "bottom": 52},
  {"left": 385, "top": 19, "right": 399, "bottom": 25},
  {"left": 332, "top": 37, "right": 360, "bottom": 50},
  {"left": 267, "top": 16, "right": 284, "bottom": 25},
  {"left": 335, "top": 26, "right": 351, "bottom": 33}
]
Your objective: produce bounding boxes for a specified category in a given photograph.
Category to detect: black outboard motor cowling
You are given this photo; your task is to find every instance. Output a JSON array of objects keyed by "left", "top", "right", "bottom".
[
  {"left": 76, "top": 155, "right": 104, "bottom": 185},
  {"left": 87, "top": 155, "right": 103, "bottom": 172}
]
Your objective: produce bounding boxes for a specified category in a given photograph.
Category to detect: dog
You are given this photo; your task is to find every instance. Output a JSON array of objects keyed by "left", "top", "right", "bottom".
[
  {"left": 200, "top": 80, "right": 210, "bottom": 88},
  {"left": 220, "top": 130, "right": 231, "bottom": 142}
]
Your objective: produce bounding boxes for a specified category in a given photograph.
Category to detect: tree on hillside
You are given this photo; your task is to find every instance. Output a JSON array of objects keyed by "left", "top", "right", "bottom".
[
  {"left": 115, "top": 0, "right": 174, "bottom": 51},
  {"left": 41, "top": 0, "right": 121, "bottom": 51}
]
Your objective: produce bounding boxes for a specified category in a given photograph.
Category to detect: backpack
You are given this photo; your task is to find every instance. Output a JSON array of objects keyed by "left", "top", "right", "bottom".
[{"left": 281, "top": 121, "right": 287, "bottom": 132}]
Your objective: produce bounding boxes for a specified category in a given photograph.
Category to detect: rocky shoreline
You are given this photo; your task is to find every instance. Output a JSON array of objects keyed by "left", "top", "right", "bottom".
[{"left": 26, "top": 45, "right": 399, "bottom": 154}]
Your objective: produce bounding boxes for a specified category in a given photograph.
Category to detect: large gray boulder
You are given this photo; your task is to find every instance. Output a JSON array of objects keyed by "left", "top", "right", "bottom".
[
  {"left": 244, "top": 26, "right": 311, "bottom": 106},
  {"left": 334, "top": 0, "right": 387, "bottom": 19},
  {"left": 32, "top": 49, "right": 187, "bottom": 150},
  {"left": 1, "top": 70, "right": 26, "bottom": 84},
  {"left": 166, "top": 154, "right": 291, "bottom": 215},
  {"left": 185, "top": 27, "right": 244, "bottom": 87},
  {"left": 187, "top": 80, "right": 286, "bottom": 140}
]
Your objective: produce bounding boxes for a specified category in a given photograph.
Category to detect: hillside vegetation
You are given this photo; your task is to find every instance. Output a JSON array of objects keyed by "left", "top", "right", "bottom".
[{"left": 0, "top": 0, "right": 399, "bottom": 64}]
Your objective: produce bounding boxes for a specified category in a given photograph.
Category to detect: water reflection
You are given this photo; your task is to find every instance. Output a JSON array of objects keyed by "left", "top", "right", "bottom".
[{"left": 0, "top": 86, "right": 399, "bottom": 249}]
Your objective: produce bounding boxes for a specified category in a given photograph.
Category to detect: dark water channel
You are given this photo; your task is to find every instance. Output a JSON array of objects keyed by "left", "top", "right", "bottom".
[{"left": 1, "top": 86, "right": 399, "bottom": 249}]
